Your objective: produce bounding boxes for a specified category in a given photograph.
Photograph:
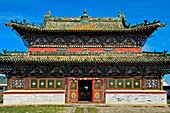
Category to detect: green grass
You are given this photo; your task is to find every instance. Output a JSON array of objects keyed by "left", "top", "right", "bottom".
[
  {"left": 168, "top": 99, "right": 170, "bottom": 104},
  {"left": 74, "top": 107, "right": 84, "bottom": 113},
  {"left": 0, "top": 105, "right": 66, "bottom": 113},
  {"left": 88, "top": 107, "right": 98, "bottom": 113}
]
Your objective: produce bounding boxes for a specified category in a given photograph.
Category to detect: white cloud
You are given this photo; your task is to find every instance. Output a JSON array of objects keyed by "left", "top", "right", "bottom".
[
  {"left": 0, "top": 74, "right": 6, "bottom": 77},
  {"left": 163, "top": 74, "right": 170, "bottom": 86}
]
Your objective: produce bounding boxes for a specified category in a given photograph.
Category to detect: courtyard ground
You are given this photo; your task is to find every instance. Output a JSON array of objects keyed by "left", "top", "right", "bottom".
[{"left": 0, "top": 105, "right": 170, "bottom": 113}]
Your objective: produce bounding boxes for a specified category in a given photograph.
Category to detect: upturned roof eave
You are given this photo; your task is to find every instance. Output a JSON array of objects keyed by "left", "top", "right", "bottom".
[
  {"left": 0, "top": 58, "right": 170, "bottom": 65},
  {"left": 0, "top": 52, "right": 170, "bottom": 65},
  {"left": 5, "top": 21, "right": 165, "bottom": 33}
]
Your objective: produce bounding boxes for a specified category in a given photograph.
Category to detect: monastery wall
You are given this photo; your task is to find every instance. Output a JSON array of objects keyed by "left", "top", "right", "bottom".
[
  {"left": 3, "top": 90, "right": 65, "bottom": 105},
  {"left": 105, "top": 90, "right": 167, "bottom": 105}
]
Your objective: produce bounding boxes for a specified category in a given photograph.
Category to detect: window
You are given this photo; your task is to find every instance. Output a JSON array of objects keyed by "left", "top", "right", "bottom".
[
  {"left": 48, "top": 80, "right": 54, "bottom": 88},
  {"left": 134, "top": 80, "right": 140, "bottom": 88},
  {"left": 125, "top": 80, "right": 132, "bottom": 88},
  {"left": 146, "top": 79, "right": 158, "bottom": 89},
  {"left": 39, "top": 80, "right": 46, "bottom": 88},
  {"left": 31, "top": 79, "right": 38, "bottom": 88},
  {"left": 12, "top": 79, "right": 24, "bottom": 89},
  {"left": 117, "top": 79, "right": 124, "bottom": 88},
  {"left": 108, "top": 79, "right": 115, "bottom": 88}
]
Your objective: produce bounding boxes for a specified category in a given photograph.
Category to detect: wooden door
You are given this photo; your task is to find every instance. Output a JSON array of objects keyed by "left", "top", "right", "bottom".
[
  {"left": 69, "top": 79, "right": 78, "bottom": 102},
  {"left": 92, "top": 80, "right": 101, "bottom": 102}
]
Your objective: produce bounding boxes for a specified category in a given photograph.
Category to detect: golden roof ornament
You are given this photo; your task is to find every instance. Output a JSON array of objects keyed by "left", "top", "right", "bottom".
[
  {"left": 45, "top": 10, "right": 52, "bottom": 17},
  {"left": 81, "top": 9, "right": 88, "bottom": 19},
  {"left": 83, "top": 9, "right": 87, "bottom": 16}
]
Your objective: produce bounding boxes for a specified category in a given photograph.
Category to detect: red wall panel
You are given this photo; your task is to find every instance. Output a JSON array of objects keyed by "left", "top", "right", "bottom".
[
  {"left": 28, "top": 47, "right": 142, "bottom": 52},
  {"left": 28, "top": 48, "right": 57, "bottom": 52},
  {"left": 88, "top": 48, "right": 104, "bottom": 51},
  {"left": 114, "top": 48, "right": 142, "bottom": 52},
  {"left": 67, "top": 48, "right": 84, "bottom": 52}
]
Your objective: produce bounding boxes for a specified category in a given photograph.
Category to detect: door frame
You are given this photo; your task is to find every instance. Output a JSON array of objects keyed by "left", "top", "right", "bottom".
[{"left": 66, "top": 77, "right": 105, "bottom": 103}]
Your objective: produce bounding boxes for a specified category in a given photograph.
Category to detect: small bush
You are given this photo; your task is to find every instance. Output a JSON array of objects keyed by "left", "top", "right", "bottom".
[{"left": 168, "top": 99, "right": 170, "bottom": 104}]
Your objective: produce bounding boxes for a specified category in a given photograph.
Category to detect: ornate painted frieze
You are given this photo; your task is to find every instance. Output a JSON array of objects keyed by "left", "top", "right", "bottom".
[
  {"left": 24, "top": 34, "right": 149, "bottom": 48},
  {"left": 70, "top": 91, "right": 77, "bottom": 100},
  {"left": 94, "top": 82, "right": 100, "bottom": 89},
  {"left": 71, "top": 82, "right": 77, "bottom": 90},
  {"left": 146, "top": 79, "right": 158, "bottom": 89},
  {"left": 94, "top": 91, "right": 100, "bottom": 100},
  {"left": 1, "top": 64, "right": 169, "bottom": 77},
  {"left": 12, "top": 79, "right": 24, "bottom": 89}
]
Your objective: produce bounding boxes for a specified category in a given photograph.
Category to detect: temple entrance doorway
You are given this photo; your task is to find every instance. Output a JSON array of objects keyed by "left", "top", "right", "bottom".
[
  {"left": 67, "top": 78, "right": 104, "bottom": 103},
  {"left": 78, "top": 80, "right": 92, "bottom": 101}
]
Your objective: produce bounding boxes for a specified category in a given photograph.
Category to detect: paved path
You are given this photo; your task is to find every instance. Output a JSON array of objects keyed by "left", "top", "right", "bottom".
[
  {"left": 57, "top": 107, "right": 76, "bottom": 113},
  {"left": 84, "top": 107, "right": 88, "bottom": 113},
  {"left": 97, "top": 106, "right": 170, "bottom": 113},
  {"left": 58, "top": 106, "right": 170, "bottom": 113}
]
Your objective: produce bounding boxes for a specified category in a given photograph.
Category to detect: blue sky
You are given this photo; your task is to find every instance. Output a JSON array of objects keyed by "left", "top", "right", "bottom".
[{"left": 0, "top": 0, "right": 170, "bottom": 85}]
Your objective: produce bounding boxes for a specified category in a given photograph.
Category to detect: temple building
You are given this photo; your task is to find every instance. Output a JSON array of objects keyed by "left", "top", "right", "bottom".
[{"left": 1, "top": 9, "right": 170, "bottom": 105}]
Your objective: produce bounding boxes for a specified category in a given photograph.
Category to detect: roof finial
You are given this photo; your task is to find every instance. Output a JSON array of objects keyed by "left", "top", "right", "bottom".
[
  {"left": 83, "top": 9, "right": 87, "bottom": 15},
  {"left": 45, "top": 10, "right": 51, "bottom": 17}
]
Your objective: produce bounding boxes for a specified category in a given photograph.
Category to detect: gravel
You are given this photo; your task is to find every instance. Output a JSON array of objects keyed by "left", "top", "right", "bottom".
[{"left": 97, "top": 106, "right": 170, "bottom": 113}]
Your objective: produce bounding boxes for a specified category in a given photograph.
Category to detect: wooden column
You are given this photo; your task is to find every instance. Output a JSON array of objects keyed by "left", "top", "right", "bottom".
[
  {"left": 159, "top": 74, "right": 163, "bottom": 90},
  {"left": 65, "top": 77, "right": 69, "bottom": 103},
  {"left": 142, "top": 76, "right": 146, "bottom": 90},
  {"left": 7, "top": 76, "right": 11, "bottom": 90}
]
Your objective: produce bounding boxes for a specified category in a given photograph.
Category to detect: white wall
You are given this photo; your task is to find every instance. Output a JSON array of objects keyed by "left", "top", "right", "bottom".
[
  {"left": 106, "top": 91, "right": 167, "bottom": 105},
  {"left": 3, "top": 92, "right": 65, "bottom": 105}
]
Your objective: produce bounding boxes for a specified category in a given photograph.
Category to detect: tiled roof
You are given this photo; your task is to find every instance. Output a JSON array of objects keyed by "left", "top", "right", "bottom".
[
  {"left": 5, "top": 10, "right": 165, "bottom": 32},
  {"left": 0, "top": 51, "right": 170, "bottom": 64}
]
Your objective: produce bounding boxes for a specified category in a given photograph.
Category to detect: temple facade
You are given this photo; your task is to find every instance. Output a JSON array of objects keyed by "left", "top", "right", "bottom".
[{"left": 1, "top": 9, "right": 170, "bottom": 105}]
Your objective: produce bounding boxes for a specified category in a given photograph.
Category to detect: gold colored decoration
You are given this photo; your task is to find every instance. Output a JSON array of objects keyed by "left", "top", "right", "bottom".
[
  {"left": 95, "top": 83, "right": 99, "bottom": 87},
  {"left": 71, "top": 92, "right": 76, "bottom": 99},
  {"left": 94, "top": 92, "right": 100, "bottom": 99},
  {"left": 72, "top": 83, "right": 75, "bottom": 87},
  {"left": 74, "top": 24, "right": 98, "bottom": 30}
]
